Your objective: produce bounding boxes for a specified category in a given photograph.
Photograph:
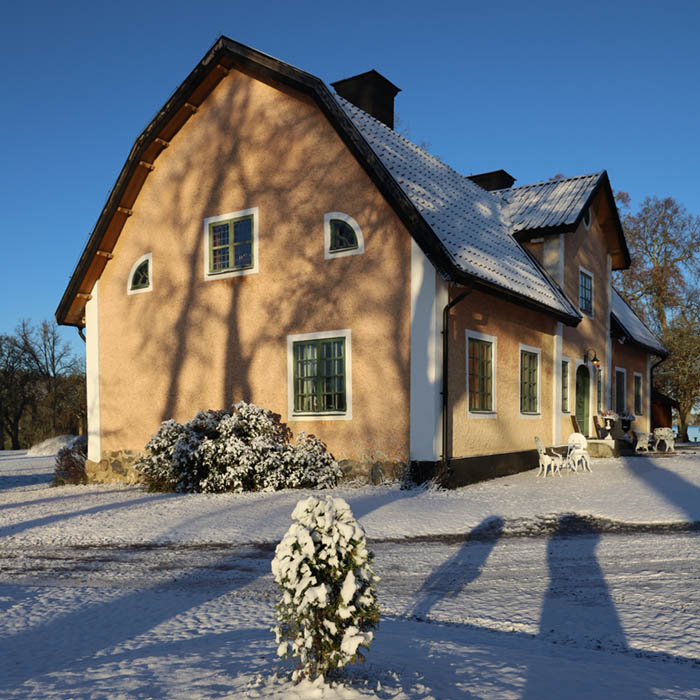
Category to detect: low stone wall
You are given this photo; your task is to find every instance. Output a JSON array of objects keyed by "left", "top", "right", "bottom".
[
  {"left": 85, "top": 450, "right": 144, "bottom": 485},
  {"left": 338, "top": 459, "right": 407, "bottom": 485}
]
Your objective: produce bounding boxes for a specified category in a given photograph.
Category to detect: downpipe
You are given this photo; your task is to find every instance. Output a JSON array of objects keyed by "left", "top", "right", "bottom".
[{"left": 441, "top": 284, "right": 474, "bottom": 470}]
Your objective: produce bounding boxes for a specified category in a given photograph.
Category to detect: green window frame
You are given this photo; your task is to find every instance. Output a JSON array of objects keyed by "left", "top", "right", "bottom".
[
  {"left": 209, "top": 214, "right": 254, "bottom": 273},
  {"left": 468, "top": 338, "right": 493, "bottom": 412},
  {"left": 520, "top": 350, "right": 539, "bottom": 414},
  {"left": 293, "top": 337, "right": 346, "bottom": 413},
  {"left": 579, "top": 270, "right": 593, "bottom": 315},
  {"left": 634, "top": 374, "right": 643, "bottom": 415},
  {"left": 329, "top": 219, "right": 358, "bottom": 252},
  {"left": 130, "top": 260, "right": 149, "bottom": 290},
  {"left": 561, "top": 360, "right": 569, "bottom": 412}
]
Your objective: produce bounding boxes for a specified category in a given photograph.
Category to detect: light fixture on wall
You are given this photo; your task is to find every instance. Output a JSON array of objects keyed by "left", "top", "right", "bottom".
[{"left": 584, "top": 349, "right": 601, "bottom": 369}]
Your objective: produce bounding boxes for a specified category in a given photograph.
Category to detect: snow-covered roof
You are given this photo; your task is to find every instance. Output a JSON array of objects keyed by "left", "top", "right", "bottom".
[
  {"left": 611, "top": 288, "right": 667, "bottom": 356},
  {"left": 495, "top": 172, "right": 602, "bottom": 233},
  {"left": 335, "top": 95, "right": 580, "bottom": 320}
]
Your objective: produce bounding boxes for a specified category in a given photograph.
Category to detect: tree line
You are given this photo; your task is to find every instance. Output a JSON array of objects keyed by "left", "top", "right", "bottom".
[
  {"left": 0, "top": 320, "right": 86, "bottom": 450},
  {"left": 614, "top": 194, "right": 700, "bottom": 441}
]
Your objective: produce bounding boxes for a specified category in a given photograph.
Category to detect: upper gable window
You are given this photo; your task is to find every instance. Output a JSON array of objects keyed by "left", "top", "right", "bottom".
[
  {"left": 582, "top": 206, "right": 592, "bottom": 230},
  {"left": 127, "top": 253, "right": 152, "bottom": 295},
  {"left": 579, "top": 267, "right": 593, "bottom": 317},
  {"left": 203, "top": 207, "right": 259, "bottom": 281},
  {"left": 324, "top": 212, "right": 364, "bottom": 259}
]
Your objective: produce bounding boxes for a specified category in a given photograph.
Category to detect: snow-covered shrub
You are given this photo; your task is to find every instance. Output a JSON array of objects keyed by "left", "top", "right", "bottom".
[
  {"left": 271, "top": 496, "right": 379, "bottom": 681},
  {"left": 134, "top": 402, "right": 342, "bottom": 493},
  {"left": 53, "top": 435, "right": 88, "bottom": 485}
]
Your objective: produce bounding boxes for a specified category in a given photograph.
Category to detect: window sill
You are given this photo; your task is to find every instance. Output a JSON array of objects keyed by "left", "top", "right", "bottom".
[
  {"left": 467, "top": 410, "right": 497, "bottom": 419},
  {"left": 204, "top": 265, "right": 257, "bottom": 281},
  {"left": 519, "top": 412, "right": 541, "bottom": 419},
  {"left": 290, "top": 412, "right": 350, "bottom": 422}
]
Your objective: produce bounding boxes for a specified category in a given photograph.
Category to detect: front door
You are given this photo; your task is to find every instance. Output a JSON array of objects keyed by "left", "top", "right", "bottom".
[{"left": 576, "top": 365, "right": 590, "bottom": 437}]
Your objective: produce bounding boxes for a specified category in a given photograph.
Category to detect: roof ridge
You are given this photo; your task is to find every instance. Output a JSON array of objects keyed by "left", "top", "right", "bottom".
[{"left": 500, "top": 171, "right": 604, "bottom": 193}]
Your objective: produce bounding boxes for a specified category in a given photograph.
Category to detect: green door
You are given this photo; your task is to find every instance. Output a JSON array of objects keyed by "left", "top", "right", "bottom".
[{"left": 576, "top": 365, "right": 590, "bottom": 436}]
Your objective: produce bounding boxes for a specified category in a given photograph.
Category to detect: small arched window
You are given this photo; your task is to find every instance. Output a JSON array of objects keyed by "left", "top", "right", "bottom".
[
  {"left": 582, "top": 206, "right": 592, "bottom": 230},
  {"left": 324, "top": 212, "right": 364, "bottom": 259},
  {"left": 127, "top": 253, "right": 153, "bottom": 295}
]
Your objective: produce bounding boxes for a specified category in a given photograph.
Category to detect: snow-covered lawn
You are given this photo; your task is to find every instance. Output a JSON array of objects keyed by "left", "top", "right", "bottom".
[{"left": 1, "top": 450, "right": 698, "bottom": 698}]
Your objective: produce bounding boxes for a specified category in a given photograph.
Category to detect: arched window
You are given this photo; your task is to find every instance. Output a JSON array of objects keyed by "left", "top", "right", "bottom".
[
  {"left": 127, "top": 253, "right": 152, "bottom": 295},
  {"left": 324, "top": 212, "right": 364, "bottom": 259}
]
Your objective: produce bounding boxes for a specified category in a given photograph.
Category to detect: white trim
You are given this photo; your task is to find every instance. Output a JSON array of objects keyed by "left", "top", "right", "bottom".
[
  {"left": 634, "top": 371, "right": 644, "bottom": 416},
  {"left": 647, "top": 356, "right": 652, "bottom": 429},
  {"left": 466, "top": 329, "right": 497, "bottom": 419},
  {"left": 615, "top": 366, "right": 627, "bottom": 414},
  {"left": 578, "top": 265, "right": 595, "bottom": 319},
  {"left": 553, "top": 325, "right": 563, "bottom": 444},
  {"left": 561, "top": 355, "right": 570, "bottom": 414},
  {"left": 573, "top": 357, "right": 595, "bottom": 435},
  {"left": 409, "top": 240, "right": 445, "bottom": 461},
  {"left": 126, "top": 252, "right": 153, "bottom": 295},
  {"left": 85, "top": 281, "right": 101, "bottom": 462},
  {"left": 324, "top": 212, "right": 365, "bottom": 259},
  {"left": 203, "top": 207, "right": 259, "bottom": 281},
  {"left": 519, "top": 343, "right": 541, "bottom": 417},
  {"left": 287, "top": 329, "right": 352, "bottom": 421},
  {"left": 596, "top": 366, "right": 605, "bottom": 415},
  {"left": 606, "top": 253, "right": 613, "bottom": 410}
]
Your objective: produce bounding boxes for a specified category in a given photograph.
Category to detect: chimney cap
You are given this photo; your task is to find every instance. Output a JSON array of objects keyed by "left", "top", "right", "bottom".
[
  {"left": 331, "top": 69, "right": 401, "bottom": 97},
  {"left": 467, "top": 169, "right": 517, "bottom": 191}
]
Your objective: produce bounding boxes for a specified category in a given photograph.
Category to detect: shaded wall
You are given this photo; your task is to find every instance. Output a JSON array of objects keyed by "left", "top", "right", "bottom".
[{"left": 95, "top": 68, "right": 412, "bottom": 466}]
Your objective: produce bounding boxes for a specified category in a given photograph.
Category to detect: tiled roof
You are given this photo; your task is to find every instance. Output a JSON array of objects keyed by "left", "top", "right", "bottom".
[
  {"left": 495, "top": 172, "right": 602, "bottom": 233},
  {"left": 335, "top": 95, "right": 580, "bottom": 320},
  {"left": 611, "top": 289, "right": 667, "bottom": 356}
]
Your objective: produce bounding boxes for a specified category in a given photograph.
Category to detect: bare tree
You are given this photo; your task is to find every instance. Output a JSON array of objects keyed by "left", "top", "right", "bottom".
[{"left": 614, "top": 196, "right": 700, "bottom": 440}]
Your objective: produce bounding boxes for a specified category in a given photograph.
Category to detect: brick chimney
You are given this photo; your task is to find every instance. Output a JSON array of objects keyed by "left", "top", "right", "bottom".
[
  {"left": 331, "top": 70, "right": 401, "bottom": 129},
  {"left": 467, "top": 169, "right": 516, "bottom": 191}
]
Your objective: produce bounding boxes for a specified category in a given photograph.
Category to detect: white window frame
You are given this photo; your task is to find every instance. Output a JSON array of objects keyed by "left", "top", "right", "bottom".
[
  {"left": 287, "top": 329, "right": 352, "bottom": 421},
  {"left": 324, "top": 212, "right": 364, "bottom": 259},
  {"left": 519, "top": 343, "right": 541, "bottom": 418},
  {"left": 466, "top": 330, "right": 497, "bottom": 418},
  {"left": 578, "top": 265, "right": 594, "bottom": 319},
  {"left": 615, "top": 366, "right": 627, "bottom": 414},
  {"left": 561, "top": 356, "right": 570, "bottom": 413},
  {"left": 634, "top": 371, "right": 644, "bottom": 416},
  {"left": 126, "top": 252, "right": 153, "bottom": 295},
  {"left": 597, "top": 367, "right": 605, "bottom": 414},
  {"left": 203, "top": 207, "right": 259, "bottom": 281}
]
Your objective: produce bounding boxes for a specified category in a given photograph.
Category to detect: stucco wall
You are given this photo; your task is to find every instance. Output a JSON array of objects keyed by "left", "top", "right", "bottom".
[
  {"left": 448, "top": 289, "right": 557, "bottom": 457},
  {"left": 94, "top": 68, "right": 412, "bottom": 466},
  {"left": 612, "top": 341, "right": 651, "bottom": 433}
]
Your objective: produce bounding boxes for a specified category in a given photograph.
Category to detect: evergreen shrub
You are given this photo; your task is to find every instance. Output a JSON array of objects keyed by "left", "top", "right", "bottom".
[
  {"left": 271, "top": 495, "right": 379, "bottom": 681},
  {"left": 134, "top": 401, "right": 342, "bottom": 493}
]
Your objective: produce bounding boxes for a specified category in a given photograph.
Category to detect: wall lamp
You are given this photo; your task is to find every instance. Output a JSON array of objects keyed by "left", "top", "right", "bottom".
[{"left": 584, "top": 349, "right": 601, "bottom": 369}]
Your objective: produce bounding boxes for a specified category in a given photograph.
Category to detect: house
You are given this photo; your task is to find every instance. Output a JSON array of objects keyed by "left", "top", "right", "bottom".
[{"left": 56, "top": 36, "right": 666, "bottom": 485}]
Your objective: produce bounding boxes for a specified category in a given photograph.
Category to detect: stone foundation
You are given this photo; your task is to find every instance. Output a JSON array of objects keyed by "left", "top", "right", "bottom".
[
  {"left": 338, "top": 459, "right": 407, "bottom": 484},
  {"left": 85, "top": 450, "right": 144, "bottom": 485}
]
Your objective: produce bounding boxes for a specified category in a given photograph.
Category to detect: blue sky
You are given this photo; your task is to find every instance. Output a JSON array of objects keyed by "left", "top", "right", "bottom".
[{"left": 1, "top": 0, "right": 698, "bottom": 355}]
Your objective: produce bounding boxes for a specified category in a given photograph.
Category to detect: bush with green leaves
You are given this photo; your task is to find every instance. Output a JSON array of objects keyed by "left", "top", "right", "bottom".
[
  {"left": 271, "top": 495, "right": 379, "bottom": 681},
  {"left": 134, "top": 402, "right": 342, "bottom": 493}
]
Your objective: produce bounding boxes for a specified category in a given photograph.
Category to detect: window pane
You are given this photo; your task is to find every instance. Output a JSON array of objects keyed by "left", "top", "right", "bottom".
[
  {"left": 233, "top": 217, "right": 252, "bottom": 242},
  {"left": 211, "top": 223, "right": 229, "bottom": 247},
  {"left": 561, "top": 361, "right": 569, "bottom": 411},
  {"left": 634, "top": 375, "right": 643, "bottom": 415},
  {"left": 294, "top": 338, "right": 345, "bottom": 413},
  {"left": 615, "top": 371, "right": 625, "bottom": 413},
  {"left": 131, "top": 260, "right": 149, "bottom": 289},
  {"left": 468, "top": 339, "right": 492, "bottom": 411},
  {"left": 212, "top": 247, "right": 229, "bottom": 271},
  {"left": 579, "top": 271, "right": 592, "bottom": 315},
  {"left": 521, "top": 351, "right": 538, "bottom": 413},
  {"left": 330, "top": 220, "right": 358, "bottom": 251},
  {"left": 234, "top": 242, "right": 252, "bottom": 268}
]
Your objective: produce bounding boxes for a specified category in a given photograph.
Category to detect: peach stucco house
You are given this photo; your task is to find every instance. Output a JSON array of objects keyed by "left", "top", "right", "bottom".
[{"left": 56, "top": 36, "right": 666, "bottom": 484}]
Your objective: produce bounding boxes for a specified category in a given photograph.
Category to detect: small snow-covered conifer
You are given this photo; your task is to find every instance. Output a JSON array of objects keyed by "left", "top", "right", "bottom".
[{"left": 271, "top": 496, "right": 379, "bottom": 681}]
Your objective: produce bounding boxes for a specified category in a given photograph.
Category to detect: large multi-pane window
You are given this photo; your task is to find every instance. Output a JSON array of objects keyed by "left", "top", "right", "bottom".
[
  {"left": 561, "top": 359, "right": 569, "bottom": 412},
  {"left": 468, "top": 338, "right": 493, "bottom": 412},
  {"left": 209, "top": 214, "right": 254, "bottom": 273},
  {"left": 615, "top": 368, "right": 626, "bottom": 414},
  {"left": 634, "top": 373, "right": 643, "bottom": 415},
  {"left": 579, "top": 269, "right": 593, "bottom": 316},
  {"left": 520, "top": 348, "right": 539, "bottom": 414},
  {"left": 293, "top": 337, "right": 346, "bottom": 413}
]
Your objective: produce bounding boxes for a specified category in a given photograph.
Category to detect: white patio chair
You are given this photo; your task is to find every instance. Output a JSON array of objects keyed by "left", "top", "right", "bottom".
[
  {"left": 566, "top": 433, "right": 592, "bottom": 473},
  {"left": 653, "top": 427, "right": 675, "bottom": 452},
  {"left": 535, "top": 436, "right": 564, "bottom": 477},
  {"left": 634, "top": 431, "right": 651, "bottom": 452}
]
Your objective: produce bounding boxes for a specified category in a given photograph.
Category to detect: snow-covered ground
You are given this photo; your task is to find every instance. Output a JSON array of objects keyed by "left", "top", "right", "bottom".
[{"left": 1, "top": 449, "right": 698, "bottom": 698}]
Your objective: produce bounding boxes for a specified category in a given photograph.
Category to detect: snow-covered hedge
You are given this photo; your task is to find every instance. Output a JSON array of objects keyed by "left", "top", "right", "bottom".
[
  {"left": 271, "top": 496, "right": 379, "bottom": 681},
  {"left": 53, "top": 436, "right": 88, "bottom": 485},
  {"left": 134, "top": 402, "right": 342, "bottom": 493}
]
